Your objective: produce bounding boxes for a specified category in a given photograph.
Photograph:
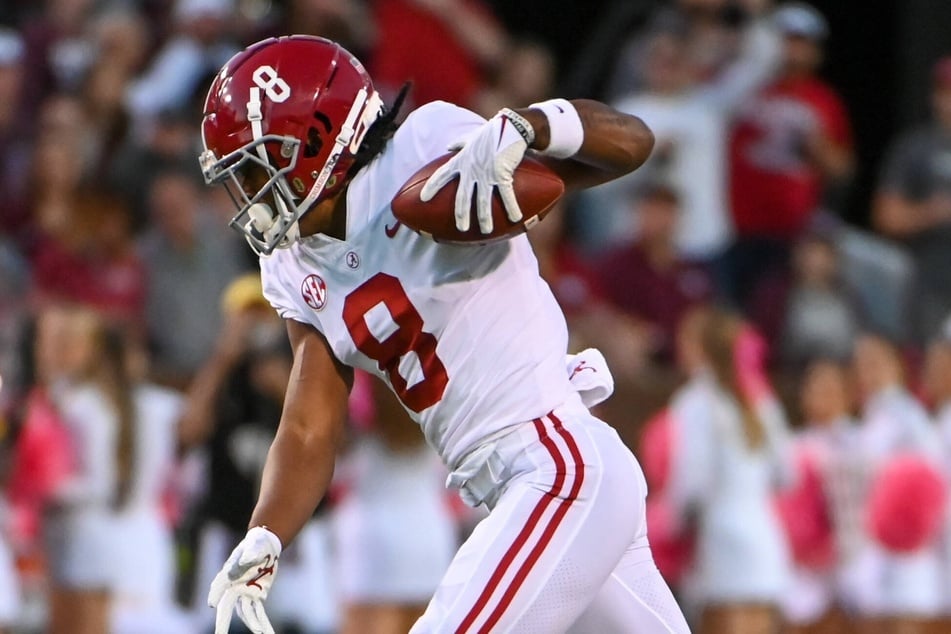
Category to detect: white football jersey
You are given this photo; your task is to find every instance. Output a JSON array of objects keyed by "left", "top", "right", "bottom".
[{"left": 260, "top": 102, "right": 571, "bottom": 467}]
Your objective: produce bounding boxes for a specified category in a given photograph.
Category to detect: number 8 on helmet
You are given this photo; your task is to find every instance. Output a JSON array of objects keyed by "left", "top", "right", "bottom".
[{"left": 199, "top": 35, "right": 384, "bottom": 255}]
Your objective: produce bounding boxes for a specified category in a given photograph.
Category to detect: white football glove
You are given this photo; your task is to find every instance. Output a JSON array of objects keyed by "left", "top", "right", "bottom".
[
  {"left": 420, "top": 108, "right": 534, "bottom": 234},
  {"left": 208, "top": 526, "right": 282, "bottom": 634}
]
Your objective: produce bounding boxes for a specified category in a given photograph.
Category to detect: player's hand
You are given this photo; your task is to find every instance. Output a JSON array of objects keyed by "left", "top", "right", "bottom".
[
  {"left": 208, "top": 526, "right": 282, "bottom": 634},
  {"left": 420, "top": 108, "right": 534, "bottom": 234}
]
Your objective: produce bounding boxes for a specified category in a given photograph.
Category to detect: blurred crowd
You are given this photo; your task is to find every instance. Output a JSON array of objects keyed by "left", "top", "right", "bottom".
[{"left": 0, "top": 0, "right": 950, "bottom": 633}]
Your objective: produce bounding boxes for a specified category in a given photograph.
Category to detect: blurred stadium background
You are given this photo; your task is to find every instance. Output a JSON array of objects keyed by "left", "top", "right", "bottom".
[{"left": 1, "top": 0, "right": 951, "bottom": 633}]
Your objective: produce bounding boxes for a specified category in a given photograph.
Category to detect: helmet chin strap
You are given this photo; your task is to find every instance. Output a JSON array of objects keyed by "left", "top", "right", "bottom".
[
  {"left": 241, "top": 85, "right": 381, "bottom": 252},
  {"left": 248, "top": 202, "right": 299, "bottom": 247}
]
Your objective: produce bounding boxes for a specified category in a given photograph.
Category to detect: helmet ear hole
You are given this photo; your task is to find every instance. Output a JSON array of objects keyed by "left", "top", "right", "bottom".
[
  {"left": 304, "top": 126, "right": 323, "bottom": 158},
  {"left": 313, "top": 111, "right": 332, "bottom": 133}
]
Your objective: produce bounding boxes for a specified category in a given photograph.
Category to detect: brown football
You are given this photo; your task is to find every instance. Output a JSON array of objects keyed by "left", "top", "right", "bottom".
[{"left": 390, "top": 153, "right": 565, "bottom": 245}]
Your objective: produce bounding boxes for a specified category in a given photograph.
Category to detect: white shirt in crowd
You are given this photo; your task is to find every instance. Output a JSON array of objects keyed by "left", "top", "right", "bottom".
[{"left": 667, "top": 372, "right": 794, "bottom": 604}]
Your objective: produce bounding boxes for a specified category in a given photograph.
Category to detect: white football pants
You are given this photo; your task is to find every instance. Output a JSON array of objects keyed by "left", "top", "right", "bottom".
[{"left": 411, "top": 399, "right": 691, "bottom": 633}]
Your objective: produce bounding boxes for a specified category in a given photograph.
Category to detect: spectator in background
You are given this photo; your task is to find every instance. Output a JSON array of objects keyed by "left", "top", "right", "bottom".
[
  {"left": 528, "top": 202, "right": 604, "bottom": 322},
  {"left": 26, "top": 95, "right": 93, "bottom": 255},
  {"left": 17, "top": 0, "right": 97, "bottom": 129},
  {"left": 0, "top": 408, "right": 19, "bottom": 634},
  {"left": 874, "top": 56, "right": 951, "bottom": 344},
  {"left": 79, "top": 8, "right": 150, "bottom": 172},
  {"left": 139, "top": 167, "right": 246, "bottom": 388},
  {"left": 125, "top": 0, "right": 238, "bottom": 134},
  {"left": 109, "top": 344, "right": 190, "bottom": 634},
  {"left": 0, "top": 517, "right": 17, "bottom": 632},
  {"left": 0, "top": 239, "right": 28, "bottom": 406},
  {"left": 846, "top": 334, "right": 943, "bottom": 630},
  {"left": 606, "top": 0, "right": 773, "bottom": 101},
  {"left": 593, "top": 3, "right": 779, "bottom": 262},
  {"left": 31, "top": 188, "right": 146, "bottom": 329},
  {"left": 0, "top": 28, "right": 31, "bottom": 251},
  {"left": 33, "top": 306, "right": 131, "bottom": 634},
  {"left": 921, "top": 319, "right": 951, "bottom": 623},
  {"left": 750, "top": 231, "right": 859, "bottom": 368},
  {"left": 333, "top": 376, "right": 458, "bottom": 634},
  {"left": 924, "top": 318, "right": 951, "bottom": 463},
  {"left": 179, "top": 274, "right": 337, "bottom": 634},
  {"left": 473, "top": 38, "right": 556, "bottom": 118},
  {"left": 666, "top": 309, "right": 793, "bottom": 634},
  {"left": 725, "top": 2, "right": 853, "bottom": 309},
  {"left": 109, "top": 107, "right": 201, "bottom": 233},
  {"left": 0, "top": 30, "right": 31, "bottom": 403},
  {"left": 370, "top": 0, "right": 507, "bottom": 109},
  {"left": 595, "top": 182, "right": 713, "bottom": 363},
  {"left": 780, "top": 359, "right": 860, "bottom": 634},
  {"left": 247, "top": 0, "right": 374, "bottom": 56},
  {"left": 852, "top": 334, "right": 937, "bottom": 464}
]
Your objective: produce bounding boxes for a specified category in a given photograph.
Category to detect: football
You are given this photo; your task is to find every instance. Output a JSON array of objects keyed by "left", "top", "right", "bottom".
[{"left": 390, "top": 153, "right": 565, "bottom": 244}]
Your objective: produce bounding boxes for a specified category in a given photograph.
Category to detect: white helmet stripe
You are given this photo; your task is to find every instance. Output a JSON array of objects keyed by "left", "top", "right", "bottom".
[
  {"left": 298, "top": 87, "right": 374, "bottom": 211},
  {"left": 247, "top": 86, "right": 270, "bottom": 166}
]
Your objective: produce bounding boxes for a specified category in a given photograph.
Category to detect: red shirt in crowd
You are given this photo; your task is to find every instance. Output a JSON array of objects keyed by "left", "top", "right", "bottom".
[
  {"left": 31, "top": 237, "right": 146, "bottom": 323},
  {"left": 596, "top": 244, "right": 712, "bottom": 360},
  {"left": 729, "top": 76, "right": 852, "bottom": 238},
  {"left": 542, "top": 243, "right": 605, "bottom": 318},
  {"left": 370, "top": 0, "right": 492, "bottom": 108}
]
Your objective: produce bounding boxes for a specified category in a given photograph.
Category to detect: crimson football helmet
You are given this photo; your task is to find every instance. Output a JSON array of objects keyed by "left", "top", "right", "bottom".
[{"left": 200, "top": 35, "right": 383, "bottom": 255}]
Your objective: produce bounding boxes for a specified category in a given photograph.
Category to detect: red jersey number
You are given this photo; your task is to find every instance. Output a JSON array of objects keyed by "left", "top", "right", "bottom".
[{"left": 342, "top": 273, "right": 448, "bottom": 412}]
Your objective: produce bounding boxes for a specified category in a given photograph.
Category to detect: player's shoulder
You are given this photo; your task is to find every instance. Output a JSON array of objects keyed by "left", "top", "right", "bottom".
[
  {"left": 401, "top": 100, "right": 485, "bottom": 131},
  {"left": 392, "top": 101, "right": 486, "bottom": 161},
  {"left": 257, "top": 248, "right": 306, "bottom": 318},
  {"left": 345, "top": 101, "right": 487, "bottom": 232}
]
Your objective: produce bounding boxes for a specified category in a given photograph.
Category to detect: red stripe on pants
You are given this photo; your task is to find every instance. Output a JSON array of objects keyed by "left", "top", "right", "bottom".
[
  {"left": 475, "top": 412, "right": 585, "bottom": 633},
  {"left": 455, "top": 414, "right": 582, "bottom": 633}
]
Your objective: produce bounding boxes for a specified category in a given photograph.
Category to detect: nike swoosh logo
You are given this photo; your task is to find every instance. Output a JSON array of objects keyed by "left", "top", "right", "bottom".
[
  {"left": 498, "top": 116, "right": 508, "bottom": 148},
  {"left": 555, "top": 104, "right": 564, "bottom": 113},
  {"left": 385, "top": 221, "right": 401, "bottom": 238}
]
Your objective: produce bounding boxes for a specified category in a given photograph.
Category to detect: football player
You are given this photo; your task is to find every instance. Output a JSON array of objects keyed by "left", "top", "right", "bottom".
[{"left": 200, "top": 35, "right": 689, "bottom": 634}]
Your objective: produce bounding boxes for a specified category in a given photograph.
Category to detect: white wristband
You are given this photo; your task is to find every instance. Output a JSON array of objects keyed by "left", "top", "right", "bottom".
[{"left": 529, "top": 98, "right": 584, "bottom": 159}]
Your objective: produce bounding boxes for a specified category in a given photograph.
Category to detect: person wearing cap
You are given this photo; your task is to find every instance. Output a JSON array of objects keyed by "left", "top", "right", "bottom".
[
  {"left": 724, "top": 2, "right": 854, "bottom": 310},
  {"left": 874, "top": 56, "right": 951, "bottom": 344},
  {"left": 590, "top": 3, "right": 781, "bottom": 263}
]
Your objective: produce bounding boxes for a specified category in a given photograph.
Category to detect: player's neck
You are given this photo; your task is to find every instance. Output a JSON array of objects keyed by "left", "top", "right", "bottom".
[{"left": 298, "top": 188, "right": 349, "bottom": 241}]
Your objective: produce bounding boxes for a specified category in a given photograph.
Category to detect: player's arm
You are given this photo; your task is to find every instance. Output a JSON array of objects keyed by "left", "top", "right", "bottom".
[
  {"left": 421, "top": 98, "right": 653, "bottom": 234},
  {"left": 517, "top": 99, "right": 654, "bottom": 190},
  {"left": 208, "top": 319, "right": 351, "bottom": 634},
  {"left": 249, "top": 318, "right": 353, "bottom": 545}
]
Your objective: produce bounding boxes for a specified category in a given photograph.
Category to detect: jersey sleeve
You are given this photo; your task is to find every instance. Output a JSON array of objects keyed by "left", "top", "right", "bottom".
[
  {"left": 395, "top": 101, "right": 487, "bottom": 167},
  {"left": 259, "top": 254, "right": 308, "bottom": 323}
]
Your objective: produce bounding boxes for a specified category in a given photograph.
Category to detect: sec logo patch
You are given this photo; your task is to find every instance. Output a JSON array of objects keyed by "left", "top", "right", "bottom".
[{"left": 301, "top": 274, "right": 327, "bottom": 311}]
